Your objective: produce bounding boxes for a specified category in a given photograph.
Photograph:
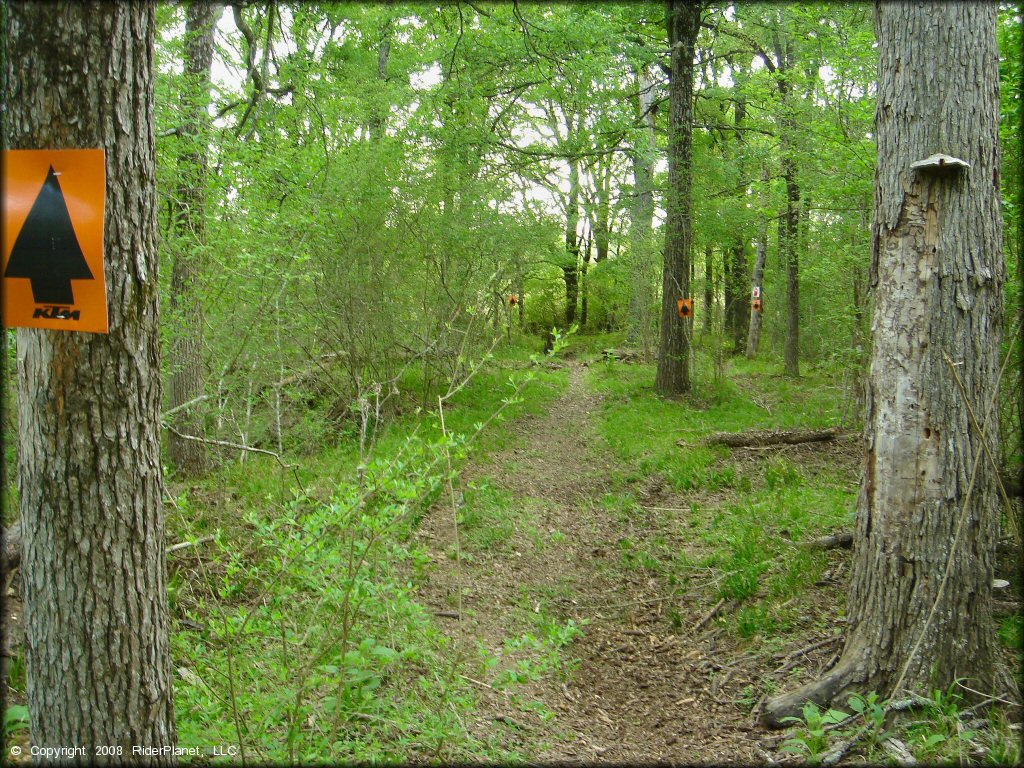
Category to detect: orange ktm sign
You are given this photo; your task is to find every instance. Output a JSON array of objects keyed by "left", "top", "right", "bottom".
[{"left": 2, "top": 149, "right": 108, "bottom": 333}]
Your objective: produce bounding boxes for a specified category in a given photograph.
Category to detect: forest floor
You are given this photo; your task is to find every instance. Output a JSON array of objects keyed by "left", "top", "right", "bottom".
[
  {"left": 3, "top": 341, "right": 1020, "bottom": 764},
  {"left": 413, "top": 357, "right": 856, "bottom": 763}
]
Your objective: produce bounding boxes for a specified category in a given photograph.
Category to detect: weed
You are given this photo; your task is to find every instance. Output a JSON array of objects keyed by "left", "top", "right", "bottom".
[
  {"left": 999, "top": 614, "right": 1022, "bottom": 651},
  {"left": 6, "top": 652, "right": 25, "bottom": 693},
  {"left": 779, "top": 701, "right": 850, "bottom": 763},
  {"left": 736, "top": 604, "right": 776, "bottom": 638},
  {"left": 459, "top": 479, "right": 516, "bottom": 552},
  {"left": 4, "top": 704, "right": 29, "bottom": 737},
  {"left": 847, "top": 691, "right": 892, "bottom": 760}
]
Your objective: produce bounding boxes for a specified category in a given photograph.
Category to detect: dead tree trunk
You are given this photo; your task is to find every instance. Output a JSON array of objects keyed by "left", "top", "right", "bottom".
[
  {"left": 6, "top": 1, "right": 177, "bottom": 753},
  {"left": 764, "top": 1, "right": 1013, "bottom": 726}
]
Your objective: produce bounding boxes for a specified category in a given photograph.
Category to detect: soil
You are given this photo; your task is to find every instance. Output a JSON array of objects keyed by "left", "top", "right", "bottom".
[{"left": 413, "top": 362, "right": 851, "bottom": 764}]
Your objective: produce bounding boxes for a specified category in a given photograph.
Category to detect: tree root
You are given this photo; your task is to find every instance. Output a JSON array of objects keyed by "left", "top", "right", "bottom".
[{"left": 761, "top": 658, "right": 862, "bottom": 729}]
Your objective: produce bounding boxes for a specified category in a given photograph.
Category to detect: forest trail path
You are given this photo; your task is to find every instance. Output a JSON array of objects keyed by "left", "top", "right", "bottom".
[{"left": 414, "top": 361, "right": 764, "bottom": 763}]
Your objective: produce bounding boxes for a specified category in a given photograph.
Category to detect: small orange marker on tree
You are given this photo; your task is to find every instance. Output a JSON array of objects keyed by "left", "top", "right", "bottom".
[
  {"left": 752, "top": 298, "right": 762, "bottom": 313},
  {"left": 677, "top": 298, "right": 692, "bottom": 319}
]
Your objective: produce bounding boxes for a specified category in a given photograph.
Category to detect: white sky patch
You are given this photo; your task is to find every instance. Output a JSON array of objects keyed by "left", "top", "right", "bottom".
[{"left": 410, "top": 62, "right": 442, "bottom": 91}]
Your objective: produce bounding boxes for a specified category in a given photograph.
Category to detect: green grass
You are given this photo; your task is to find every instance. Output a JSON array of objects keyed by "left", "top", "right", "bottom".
[
  {"left": 586, "top": 351, "right": 855, "bottom": 642},
  {"left": 163, "top": 340, "right": 570, "bottom": 762}
]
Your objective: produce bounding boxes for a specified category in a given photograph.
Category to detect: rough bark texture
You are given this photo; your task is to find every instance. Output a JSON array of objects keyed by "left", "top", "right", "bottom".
[
  {"left": 764, "top": 1, "right": 1011, "bottom": 726},
  {"left": 626, "top": 66, "right": 657, "bottom": 356},
  {"left": 167, "top": 0, "right": 216, "bottom": 475},
  {"left": 655, "top": 0, "right": 701, "bottom": 396},
  {"left": 5, "top": 1, "right": 176, "bottom": 755}
]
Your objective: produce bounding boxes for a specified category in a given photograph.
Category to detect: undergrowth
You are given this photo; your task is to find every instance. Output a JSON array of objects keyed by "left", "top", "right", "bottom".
[{"left": 164, "top": 338, "right": 570, "bottom": 762}]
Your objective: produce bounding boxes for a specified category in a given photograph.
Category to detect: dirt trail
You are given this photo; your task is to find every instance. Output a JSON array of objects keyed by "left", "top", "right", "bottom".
[{"left": 415, "top": 362, "right": 769, "bottom": 763}]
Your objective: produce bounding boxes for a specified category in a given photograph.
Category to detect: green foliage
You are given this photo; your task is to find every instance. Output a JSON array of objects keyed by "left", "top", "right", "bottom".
[
  {"left": 4, "top": 704, "right": 29, "bottom": 735},
  {"left": 163, "top": 343, "right": 567, "bottom": 761},
  {"left": 780, "top": 702, "right": 850, "bottom": 763},
  {"left": 999, "top": 614, "right": 1023, "bottom": 651},
  {"left": 496, "top": 616, "right": 586, "bottom": 688}
]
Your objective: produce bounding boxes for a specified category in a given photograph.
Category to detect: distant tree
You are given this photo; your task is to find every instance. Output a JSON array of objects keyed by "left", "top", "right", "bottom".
[
  {"left": 6, "top": 1, "right": 176, "bottom": 752},
  {"left": 745, "top": 165, "right": 769, "bottom": 359},
  {"left": 655, "top": 0, "right": 701, "bottom": 396},
  {"left": 764, "top": 1, "right": 1014, "bottom": 724},
  {"left": 167, "top": 0, "right": 217, "bottom": 475}
]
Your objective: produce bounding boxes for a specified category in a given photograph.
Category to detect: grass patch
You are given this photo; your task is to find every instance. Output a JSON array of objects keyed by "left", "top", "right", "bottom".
[{"left": 588, "top": 352, "right": 855, "bottom": 642}]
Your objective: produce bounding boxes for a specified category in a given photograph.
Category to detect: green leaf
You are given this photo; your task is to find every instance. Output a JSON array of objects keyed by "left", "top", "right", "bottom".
[
  {"left": 4, "top": 704, "right": 29, "bottom": 730},
  {"left": 821, "top": 708, "right": 850, "bottom": 725}
]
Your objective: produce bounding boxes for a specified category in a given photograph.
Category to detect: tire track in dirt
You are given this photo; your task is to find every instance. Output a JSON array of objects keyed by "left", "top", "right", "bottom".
[{"left": 414, "top": 361, "right": 765, "bottom": 763}]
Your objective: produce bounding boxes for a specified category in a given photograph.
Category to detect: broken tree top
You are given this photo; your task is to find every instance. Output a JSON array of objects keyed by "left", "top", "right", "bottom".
[{"left": 2, "top": 149, "right": 108, "bottom": 333}]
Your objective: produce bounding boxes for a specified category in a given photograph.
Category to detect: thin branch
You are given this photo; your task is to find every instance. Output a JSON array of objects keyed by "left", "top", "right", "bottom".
[{"left": 161, "top": 394, "right": 210, "bottom": 420}]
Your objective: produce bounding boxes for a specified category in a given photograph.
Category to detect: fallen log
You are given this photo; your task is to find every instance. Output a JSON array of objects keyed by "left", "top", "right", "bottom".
[
  {"left": 602, "top": 348, "right": 642, "bottom": 363},
  {"left": 702, "top": 427, "right": 841, "bottom": 448},
  {"left": 799, "top": 532, "right": 854, "bottom": 551}
]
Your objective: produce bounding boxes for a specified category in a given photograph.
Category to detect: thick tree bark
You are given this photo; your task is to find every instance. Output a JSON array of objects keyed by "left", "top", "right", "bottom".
[
  {"left": 627, "top": 66, "right": 657, "bottom": 355},
  {"left": 764, "top": 1, "right": 1012, "bottom": 726},
  {"left": 5, "top": 1, "right": 176, "bottom": 755},
  {"left": 167, "top": 0, "right": 216, "bottom": 475},
  {"left": 655, "top": 0, "right": 701, "bottom": 396}
]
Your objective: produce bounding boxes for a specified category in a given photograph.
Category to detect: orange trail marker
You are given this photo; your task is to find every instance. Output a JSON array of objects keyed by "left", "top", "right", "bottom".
[
  {"left": 3, "top": 149, "right": 108, "bottom": 333},
  {"left": 677, "top": 297, "right": 692, "bottom": 319}
]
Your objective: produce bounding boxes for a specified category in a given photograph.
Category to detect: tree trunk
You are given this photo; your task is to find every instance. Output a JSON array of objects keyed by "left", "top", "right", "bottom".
[
  {"left": 728, "top": 239, "right": 749, "bottom": 353},
  {"left": 655, "top": 0, "right": 701, "bottom": 396},
  {"left": 564, "top": 158, "right": 580, "bottom": 328},
  {"left": 627, "top": 65, "right": 657, "bottom": 355},
  {"left": 745, "top": 213, "right": 767, "bottom": 359},
  {"left": 764, "top": 1, "right": 1012, "bottom": 725},
  {"left": 368, "top": 0, "right": 393, "bottom": 142},
  {"left": 580, "top": 230, "right": 592, "bottom": 329},
  {"left": 727, "top": 82, "right": 750, "bottom": 353},
  {"left": 6, "top": 1, "right": 176, "bottom": 754},
  {"left": 773, "top": 27, "right": 801, "bottom": 378},
  {"left": 167, "top": 0, "right": 216, "bottom": 475},
  {"left": 595, "top": 161, "right": 611, "bottom": 264},
  {"left": 702, "top": 245, "right": 714, "bottom": 334}
]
